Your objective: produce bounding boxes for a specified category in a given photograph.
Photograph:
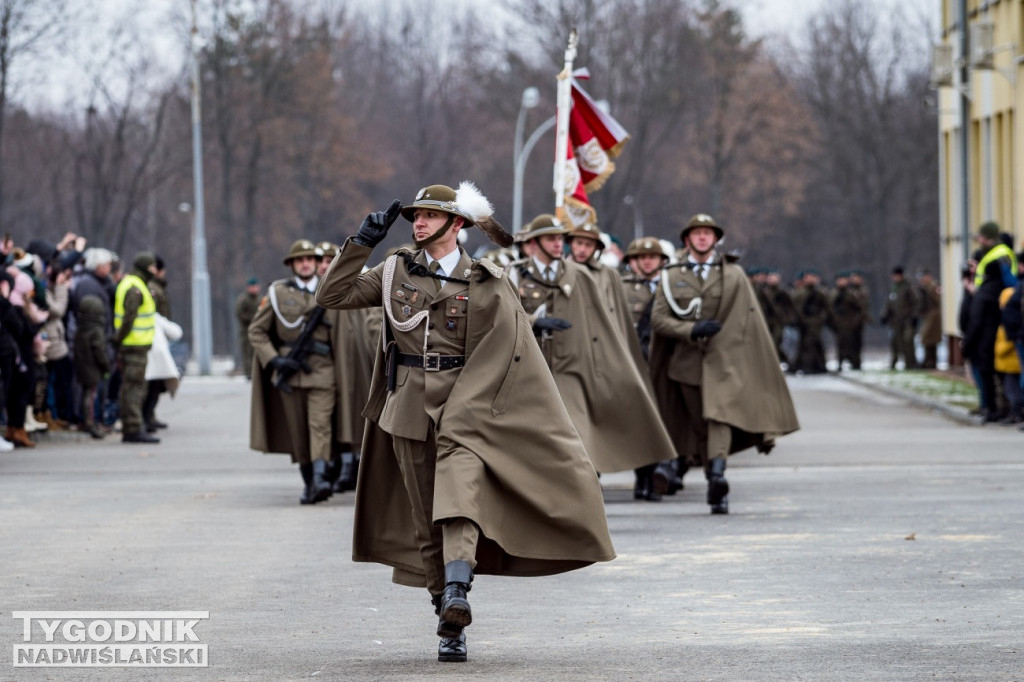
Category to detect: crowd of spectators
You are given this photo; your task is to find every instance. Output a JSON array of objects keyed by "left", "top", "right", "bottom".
[{"left": 0, "top": 233, "right": 181, "bottom": 449}]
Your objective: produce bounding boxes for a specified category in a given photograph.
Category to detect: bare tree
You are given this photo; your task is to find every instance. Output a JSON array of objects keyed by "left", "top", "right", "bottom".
[{"left": 0, "top": 0, "right": 69, "bottom": 223}]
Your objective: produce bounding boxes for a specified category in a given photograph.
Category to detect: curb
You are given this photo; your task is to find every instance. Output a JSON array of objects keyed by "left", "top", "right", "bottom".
[{"left": 832, "top": 372, "right": 980, "bottom": 426}]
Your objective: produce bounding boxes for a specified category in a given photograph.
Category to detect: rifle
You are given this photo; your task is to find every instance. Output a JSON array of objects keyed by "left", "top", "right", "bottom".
[{"left": 273, "top": 305, "right": 330, "bottom": 394}]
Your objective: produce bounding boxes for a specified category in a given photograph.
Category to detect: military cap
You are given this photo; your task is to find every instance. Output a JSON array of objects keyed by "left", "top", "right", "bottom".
[
  {"left": 624, "top": 237, "right": 668, "bottom": 261},
  {"left": 566, "top": 222, "right": 603, "bottom": 245},
  {"left": 316, "top": 241, "right": 339, "bottom": 259},
  {"left": 891, "top": 265, "right": 904, "bottom": 275},
  {"left": 246, "top": 276, "right": 259, "bottom": 286},
  {"left": 401, "top": 184, "right": 478, "bottom": 226},
  {"left": 400, "top": 181, "right": 514, "bottom": 247},
  {"left": 680, "top": 213, "right": 724, "bottom": 242},
  {"left": 132, "top": 251, "right": 156, "bottom": 272},
  {"left": 283, "top": 239, "right": 319, "bottom": 265},
  {"left": 977, "top": 221, "right": 1000, "bottom": 240},
  {"left": 521, "top": 214, "right": 570, "bottom": 241}
]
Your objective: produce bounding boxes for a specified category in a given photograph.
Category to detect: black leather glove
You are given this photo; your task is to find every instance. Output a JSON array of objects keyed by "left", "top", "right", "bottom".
[
  {"left": 533, "top": 317, "right": 572, "bottom": 333},
  {"left": 690, "top": 319, "right": 722, "bottom": 340},
  {"left": 353, "top": 199, "right": 402, "bottom": 248},
  {"left": 268, "top": 356, "right": 301, "bottom": 374}
]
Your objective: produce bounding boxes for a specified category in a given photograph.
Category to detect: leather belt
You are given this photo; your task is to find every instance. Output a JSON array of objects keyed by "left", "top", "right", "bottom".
[{"left": 396, "top": 351, "right": 466, "bottom": 372}]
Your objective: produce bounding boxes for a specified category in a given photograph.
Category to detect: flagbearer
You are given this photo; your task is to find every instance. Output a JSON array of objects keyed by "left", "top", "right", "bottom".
[{"left": 316, "top": 182, "right": 615, "bottom": 663}]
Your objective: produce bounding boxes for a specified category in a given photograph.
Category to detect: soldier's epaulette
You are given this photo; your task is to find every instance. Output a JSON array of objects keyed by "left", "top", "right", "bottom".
[
  {"left": 475, "top": 258, "right": 505, "bottom": 280},
  {"left": 663, "top": 262, "right": 688, "bottom": 271},
  {"left": 271, "top": 277, "right": 296, "bottom": 289}
]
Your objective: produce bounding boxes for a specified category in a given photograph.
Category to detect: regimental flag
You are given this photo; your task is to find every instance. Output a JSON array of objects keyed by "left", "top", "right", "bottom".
[{"left": 557, "top": 70, "right": 631, "bottom": 229}]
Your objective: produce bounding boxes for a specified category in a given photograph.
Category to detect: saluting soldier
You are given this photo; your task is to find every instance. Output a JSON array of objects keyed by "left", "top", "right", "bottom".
[
  {"left": 248, "top": 239, "right": 371, "bottom": 505},
  {"left": 513, "top": 214, "right": 676, "bottom": 479},
  {"left": 316, "top": 183, "right": 614, "bottom": 664},
  {"left": 649, "top": 214, "right": 799, "bottom": 514}
]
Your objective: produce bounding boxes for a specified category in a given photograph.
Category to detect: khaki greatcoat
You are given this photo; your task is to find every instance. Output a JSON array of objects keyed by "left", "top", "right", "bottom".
[
  {"left": 649, "top": 259, "right": 799, "bottom": 460},
  {"left": 515, "top": 258, "right": 675, "bottom": 473},
  {"left": 316, "top": 241, "right": 615, "bottom": 587}
]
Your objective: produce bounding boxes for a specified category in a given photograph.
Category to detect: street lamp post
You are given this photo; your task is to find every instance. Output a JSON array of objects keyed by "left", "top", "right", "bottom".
[
  {"left": 512, "top": 87, "right": 540, "bottom": 233},
  {"left": 189, "top": 0, "right": 212, "bottom": 375},
  {"left": 623, "top": 194, "right": 643, "bottom": 241},
  {"left": 513, "top": 115, "right": 556, "bottom": 235}
]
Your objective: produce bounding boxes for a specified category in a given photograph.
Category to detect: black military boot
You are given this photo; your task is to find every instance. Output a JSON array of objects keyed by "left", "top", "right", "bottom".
[
  {"left": 299, "top": 464, "right": 315, "bottom": 505},
  {"left": 431, "top": 594, "right": 468, "bottom": 662},
  {"left": 436, "top": 561, "right": 473, "bottom": 638},
  {"left": 310, "top": 459, "right": 333, "bottom": 503},
  {"left": 652, "top": 461, "right": 674, "bottom": 497},
  {"left": 707, "top": 458, "right": 729, "bottom": 515},
  {"left": 438, "top": 631, "right": 467, "bottom": 663},
  {"left": 668, "top": 458, "right": 688, "bottom": 495},
  {"left": 332, "top": 452, "right": 357, "bottom": 493}
]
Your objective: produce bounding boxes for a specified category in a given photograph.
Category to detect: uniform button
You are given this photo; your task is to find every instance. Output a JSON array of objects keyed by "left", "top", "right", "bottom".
[
  {"left": 426, "top": 343, "right": 433, "bottom": 350},
  {"left": 428, "top": 323, "right": 435, "bottom": 330},
  {"left": 431, "top": 304, "right": 438, "bottom": 310}
]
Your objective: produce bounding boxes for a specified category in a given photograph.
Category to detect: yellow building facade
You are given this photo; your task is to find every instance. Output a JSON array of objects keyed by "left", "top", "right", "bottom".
[{"left": 937, "top": 0, "right": 1022, "bottom": 355}]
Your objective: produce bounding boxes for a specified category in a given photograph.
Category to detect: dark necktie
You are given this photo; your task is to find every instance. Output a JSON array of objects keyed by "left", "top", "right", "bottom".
[{"left": 428, "top": 261, "right": 443, "bottom": 292}]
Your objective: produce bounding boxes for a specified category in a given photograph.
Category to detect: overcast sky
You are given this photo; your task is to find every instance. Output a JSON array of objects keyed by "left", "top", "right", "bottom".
[{"left": 21, "top": 0, "right": 938, "bottom": 112}]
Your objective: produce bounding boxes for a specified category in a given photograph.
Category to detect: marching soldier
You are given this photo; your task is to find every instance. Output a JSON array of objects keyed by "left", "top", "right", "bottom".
[
  {"left": 235, "top": 277, "right": 261, "bottom": 379},
  {"left": 249, "top": 239, "right": 371, "bottom": 505},
  {"left": 565, "top": 222, "right": 624, "bottom": 323},
  {"left": 514, "top": 214, "right": 676, "bottom": 479},
  {"left": 649, "top": 214, "right": 799, "bottom": 514},
  {"left": 315, "top": 183, "right": 614, "bottom": 664},
  {"left": 621, "top": 237, "right": 685, "bottom": 500}
]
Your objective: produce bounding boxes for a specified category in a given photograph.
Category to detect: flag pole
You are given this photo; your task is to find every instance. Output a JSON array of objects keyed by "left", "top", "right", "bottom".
[{"left": 553, "top": 28, "right": 577, "bottom": 221}]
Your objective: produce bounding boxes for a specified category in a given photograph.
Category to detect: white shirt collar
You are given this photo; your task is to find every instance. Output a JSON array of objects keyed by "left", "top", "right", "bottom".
[
  {"left": 426, "top": 247, "right": 461, "bottom": 278},
  {"left": 294, "top": 275, "right": 319, "bottom": 292},
  {"left": 533, "top": 256, "right": 558, "bottom": 275}
]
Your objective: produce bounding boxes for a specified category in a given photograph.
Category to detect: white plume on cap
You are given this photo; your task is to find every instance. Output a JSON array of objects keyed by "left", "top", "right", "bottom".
[{"left": 455, "top": 180, "right": 493, "bottom": 222}]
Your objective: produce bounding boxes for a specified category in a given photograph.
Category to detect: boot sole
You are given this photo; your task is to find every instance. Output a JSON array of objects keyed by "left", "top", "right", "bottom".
[
  {"left": 437, "top": 651, "right": 468, "bottom": 663},
  {"left": 437, "top": 603, "right": 471, "bottom": 638}
]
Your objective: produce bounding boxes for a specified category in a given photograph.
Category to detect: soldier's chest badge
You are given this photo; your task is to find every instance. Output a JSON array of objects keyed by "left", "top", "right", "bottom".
[
  {"left": 402, "top": 305, "right": 412, "bottom": 316},
  {"left": 445, "top": 318, "right": 458, "bottom": 332},
  {"left": 448, "top": 303, "right": 459, "bottom": 315}
]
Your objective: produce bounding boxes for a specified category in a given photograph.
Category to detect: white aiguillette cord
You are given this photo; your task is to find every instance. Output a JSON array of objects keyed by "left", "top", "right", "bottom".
[
  {"left": 661, "top": 267, "right": 702, "bottom": 320},
  {"left": 382, "top": 255, "right": 431, "bottom": 355}
]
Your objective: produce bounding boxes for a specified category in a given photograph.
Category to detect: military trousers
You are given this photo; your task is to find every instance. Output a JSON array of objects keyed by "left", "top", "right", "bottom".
[
  {"left": 279, "top": 386, "right": 334, "bottom": 465},
  {"left": 678, "top": 382, "right": 731, "bottom": 468},
  {"left": 117, "top": 346, "right": 149, "bottom": 435},
  {"left": 392, "top": 433, "right": 480, "bottom": 595}
]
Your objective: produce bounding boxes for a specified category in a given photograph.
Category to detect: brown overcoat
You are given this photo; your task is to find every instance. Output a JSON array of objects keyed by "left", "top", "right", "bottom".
[
  {"left": 248, "top": 278, "right": 374, "bottom": 458},
  {"left": 515, "top": 259, "right": 675, "bottom": 473},
  {"left": 649, "top": 260, "right": 799, "bottom": 458},
  {"left": 316, "top": 241, "right": 616, "bottom": 587}
]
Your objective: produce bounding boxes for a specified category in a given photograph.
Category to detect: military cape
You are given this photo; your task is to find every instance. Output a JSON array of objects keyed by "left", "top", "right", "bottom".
[
  {"left": 649, "top": 261, "right": 800, "bottom": 458},
  {"left": 320, "top": 244, "right": 616, "bottom": 587}
]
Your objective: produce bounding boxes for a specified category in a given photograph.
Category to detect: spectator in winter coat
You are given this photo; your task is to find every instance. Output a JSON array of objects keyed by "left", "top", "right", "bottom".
[{"left": 73, "top": 295, "right": 111, "bottom": 439}]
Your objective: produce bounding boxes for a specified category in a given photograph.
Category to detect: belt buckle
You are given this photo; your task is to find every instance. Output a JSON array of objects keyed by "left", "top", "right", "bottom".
[{"left": 423, "top": 352, "right": 441, "bottom": 372}]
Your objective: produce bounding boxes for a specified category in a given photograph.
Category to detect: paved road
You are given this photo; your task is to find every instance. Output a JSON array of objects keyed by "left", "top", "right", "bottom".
[{"left": 1, "top": 373, "right": 1022, "bottom": 681}]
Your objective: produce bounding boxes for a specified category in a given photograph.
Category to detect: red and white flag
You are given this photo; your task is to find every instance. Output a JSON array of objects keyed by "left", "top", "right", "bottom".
[{"left": 556, "top": 70, "right": 630, "bottom": 228}]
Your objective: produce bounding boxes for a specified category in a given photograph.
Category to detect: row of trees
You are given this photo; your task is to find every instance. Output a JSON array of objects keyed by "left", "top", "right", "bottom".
[{"left": 1, "top": 0, "right": 938, "bottom": 354}]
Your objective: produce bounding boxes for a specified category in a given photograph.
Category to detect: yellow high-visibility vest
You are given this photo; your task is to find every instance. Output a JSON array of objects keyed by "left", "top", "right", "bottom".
[
  {"left": 114, "top": 274, "right": 156, "bottom": 346},
  {"left": 975, "top": 243, "right": 1017, "bottom": 287}
]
